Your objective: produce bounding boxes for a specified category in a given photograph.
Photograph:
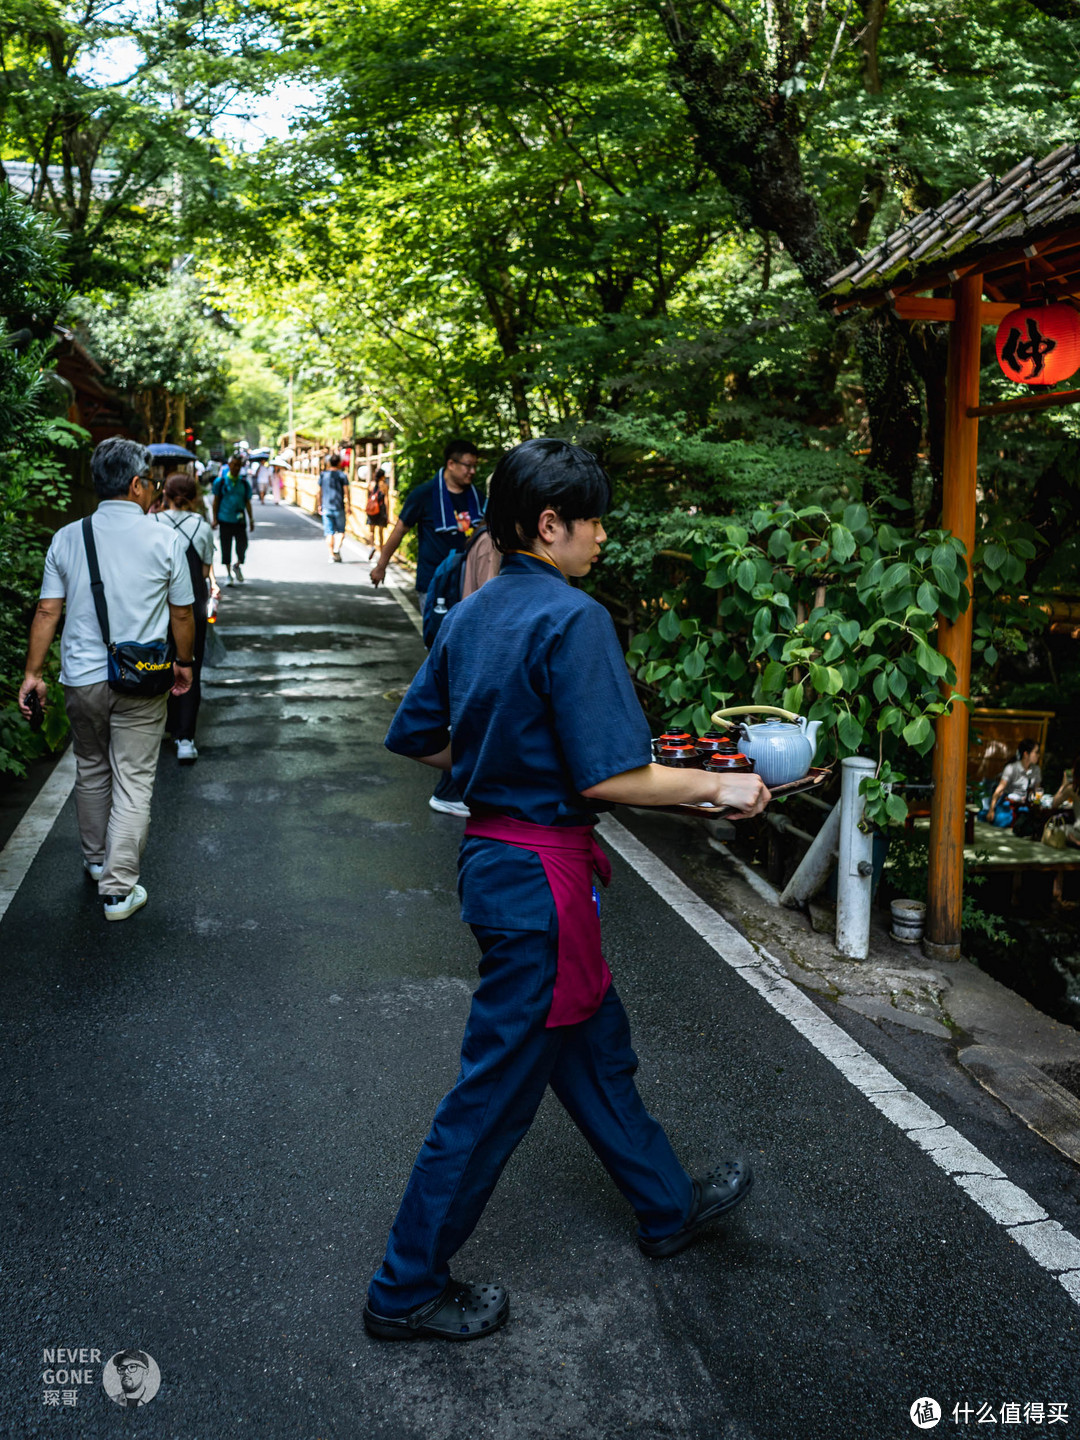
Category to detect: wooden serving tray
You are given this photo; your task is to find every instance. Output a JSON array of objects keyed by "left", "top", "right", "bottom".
[{"left": 659, "top": 766, "right": 834, "bottom": 819}]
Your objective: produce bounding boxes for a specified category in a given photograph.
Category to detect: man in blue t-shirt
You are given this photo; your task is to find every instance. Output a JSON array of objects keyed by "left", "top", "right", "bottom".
[
  {"left": 370, "top": 438, "right": 481, "bottom": 595},
  {"left": 317, "top": 453, "right": 352, "bottom": 563},
  {"left": 211, "top": 455, "right": 254, "bottom": 584},
  {"left": 370, "top": 438, "right": 482, "bottom": 816}
]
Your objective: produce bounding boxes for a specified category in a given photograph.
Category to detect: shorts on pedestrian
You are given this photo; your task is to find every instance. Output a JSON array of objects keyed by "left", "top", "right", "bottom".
[{"left": 322, "top": 509, "right": 346, "bottom": 537}]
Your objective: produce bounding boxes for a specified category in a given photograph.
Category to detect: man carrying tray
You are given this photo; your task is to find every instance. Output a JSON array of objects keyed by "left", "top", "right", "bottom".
[{"left": 364, "top": 438, "right": 770, "bottom": 1343}]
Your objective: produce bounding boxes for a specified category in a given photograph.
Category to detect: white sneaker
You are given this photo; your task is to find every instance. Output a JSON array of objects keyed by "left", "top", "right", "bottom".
[
  {"left": 233, "top": 565, "right": 245, "bottom": 583},
  {"left": 223, "top": 567, "right": 233, "bottom": 586},
  {"left": 83, "top": 859, "right": 104, "bottom": 883},
  {"left": 429, "top": 795, "right": 470, "bottom": 818},
  {"left": 176, "top": 739, "right": 198, "bottom": 764},
  {"left": 103, "top": 884, "right": 148, "bottom": 921}
]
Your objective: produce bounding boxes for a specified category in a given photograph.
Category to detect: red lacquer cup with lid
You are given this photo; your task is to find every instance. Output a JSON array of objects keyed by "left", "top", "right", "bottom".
[
  {"left": 702, "top": 751, "right": 756, "bottom": 774},
  {"left": 695, "top": 731, "right": 739, "bottom": 759}
]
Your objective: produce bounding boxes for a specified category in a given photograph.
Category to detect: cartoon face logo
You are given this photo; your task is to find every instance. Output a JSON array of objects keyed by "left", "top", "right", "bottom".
[{"left": 102, "top": 1351, "right": 161, "bottom": 1408}]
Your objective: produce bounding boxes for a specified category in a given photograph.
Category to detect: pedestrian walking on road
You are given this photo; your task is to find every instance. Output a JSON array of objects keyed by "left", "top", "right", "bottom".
[
  {"left": 369, "top": 439, "right": 481, "bottom": 595},
  {"left": 365, "top": 467, "right": 390, "bottom": 559},
  {"left": 18, "top": 437, "right": 196, "bottom": 922},
  {"left": 318, "top": 453, "right": 352, "bottom": 562},
  {"left": 252, "top": 458, "right": 273, "bottom": 504},
  {"left": 364, "top": 437, "right": 770, "bottom": 1343},
  {"left": 154, "top": 472, "right": 220, "bottom": 764},
  {"left": 212, "top": 455, "right": 254, "bottom": 584},
  {"left": 370, "top": 438, "right": 482, "bottom": 817}
]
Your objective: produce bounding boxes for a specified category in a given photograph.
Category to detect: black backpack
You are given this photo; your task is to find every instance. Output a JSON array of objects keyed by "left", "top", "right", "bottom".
[{"left": 156, "top": 512, "right": 206, "bottom": 620}]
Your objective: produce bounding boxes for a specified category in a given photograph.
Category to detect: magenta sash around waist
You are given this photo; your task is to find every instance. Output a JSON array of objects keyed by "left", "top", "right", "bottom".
[{"left": 464, "top": 815, "right": 612, "bottom": 1028}]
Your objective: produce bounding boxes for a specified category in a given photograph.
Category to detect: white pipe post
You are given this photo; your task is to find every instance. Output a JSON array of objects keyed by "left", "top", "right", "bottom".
[
  {"left": 778, "top": 802, "right": 840, "bottom": 909},
  {"left": 836, "top": 757, "right": 877, "bottom": 959}
]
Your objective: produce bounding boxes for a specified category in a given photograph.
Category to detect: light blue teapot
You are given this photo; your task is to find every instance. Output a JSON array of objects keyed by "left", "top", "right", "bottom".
[{"left": 709, "top": 706, "right": 823, "bottom": 789}]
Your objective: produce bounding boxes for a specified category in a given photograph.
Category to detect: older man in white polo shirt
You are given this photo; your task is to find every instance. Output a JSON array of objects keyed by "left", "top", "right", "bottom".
[{"left": 18, "top": 437, "right": 196, "bottom": 921}]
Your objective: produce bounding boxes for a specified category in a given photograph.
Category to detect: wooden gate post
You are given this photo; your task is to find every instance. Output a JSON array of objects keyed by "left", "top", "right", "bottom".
[{"left": 925, "top": 274, "right": 981, "bottom": 960}]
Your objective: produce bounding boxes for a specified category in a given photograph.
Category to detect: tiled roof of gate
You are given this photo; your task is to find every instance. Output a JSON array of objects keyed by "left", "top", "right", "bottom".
[{"left": 822, "top": 142, "right": 1080, "bottom": 309}]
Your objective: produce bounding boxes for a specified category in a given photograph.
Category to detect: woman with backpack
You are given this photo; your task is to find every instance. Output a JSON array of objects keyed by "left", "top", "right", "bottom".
[
  {"left": 154, "top": 473, "right": 220, "bottom": 764},
  {"left": 366, "top": 467, "right": 390, "bottom": 559}
]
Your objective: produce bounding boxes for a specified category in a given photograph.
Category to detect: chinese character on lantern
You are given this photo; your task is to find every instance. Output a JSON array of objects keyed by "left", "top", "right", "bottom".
[{"left": 996, "top": 303, "right": 1080, "bottom": 386}]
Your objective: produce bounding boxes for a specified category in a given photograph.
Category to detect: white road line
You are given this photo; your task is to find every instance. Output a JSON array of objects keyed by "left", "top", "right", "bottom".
[
  {"left": 597, "top": 812, "right": 1080, "bottom": 1308},
  {"left": 0, "top": 748, "right": 76, "bottom": 923},
  {"left": 289, "top": 505, "right": 424, "bottom": 637}
]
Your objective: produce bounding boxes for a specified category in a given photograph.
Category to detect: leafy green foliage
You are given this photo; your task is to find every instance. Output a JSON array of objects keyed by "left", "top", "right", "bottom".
[
  {"left": 0, "top": 191, "right": 88, "bottom": 775},
  {"left": 202, "top": 333, "right": 290, "bottom": 450},
  {"left": 77, "top": 278, "right": 229, "bottom": 442},
  {"left": 615, "top": 492, "right": 1045, "bottom": 821},
  {"left": 0, "top": 0, "right": 281, "bottom": 288},
  {"left": 624, "top": 498, "right": 969, "bottom": 776}
]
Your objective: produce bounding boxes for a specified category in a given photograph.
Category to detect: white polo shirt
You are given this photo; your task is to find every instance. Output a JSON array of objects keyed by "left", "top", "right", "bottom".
[{"left": 40, "top": 502, "right": 195, "bottom": 687}]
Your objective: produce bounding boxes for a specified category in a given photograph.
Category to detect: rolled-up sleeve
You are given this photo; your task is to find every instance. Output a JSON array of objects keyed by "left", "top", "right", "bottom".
[
  {"left": 549, "top": 601, "right": 653, "bottom": 792},
  {"left": 39, "top": 540, "right": 66, "bottom": 600},
  {"left": 385, "top": 648, "right": 451, "bottom": 758}
]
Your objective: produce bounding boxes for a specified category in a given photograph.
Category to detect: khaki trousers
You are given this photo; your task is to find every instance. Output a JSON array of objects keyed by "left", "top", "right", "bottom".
[{"left": 63, "top": 682, "right": 168, "bottom": 896}]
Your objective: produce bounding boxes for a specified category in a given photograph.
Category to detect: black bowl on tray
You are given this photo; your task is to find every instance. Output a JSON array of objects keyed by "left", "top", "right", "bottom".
[{"left": 655, "top": 742, "right": 703, "bottom": 769}]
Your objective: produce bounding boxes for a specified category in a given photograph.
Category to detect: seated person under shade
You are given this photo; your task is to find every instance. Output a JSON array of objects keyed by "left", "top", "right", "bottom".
[{"left": 987, "top": 738, "right": 1042, "bottom": 823}]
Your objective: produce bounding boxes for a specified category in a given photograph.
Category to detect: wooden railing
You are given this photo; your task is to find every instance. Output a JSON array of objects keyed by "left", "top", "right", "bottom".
[{"left": 279, "top": 470, "right": 397, "bottom": 544}]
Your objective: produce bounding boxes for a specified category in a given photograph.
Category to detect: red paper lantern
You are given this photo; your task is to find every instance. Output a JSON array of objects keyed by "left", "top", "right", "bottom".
[{"left": 995, "top": 303, "right": 1080, "bottom": 387}]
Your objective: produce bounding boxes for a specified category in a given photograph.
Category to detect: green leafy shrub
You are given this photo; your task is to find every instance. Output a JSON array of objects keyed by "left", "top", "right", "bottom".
[
  {"left": 619, "top": 495, "right": 1038, "bottom": 826},
  {"left": 0, "top": 188, "right": 88, "bottom": 777},
  {"left": 0, "top": 417, "right": 84, "bottom": 776}
]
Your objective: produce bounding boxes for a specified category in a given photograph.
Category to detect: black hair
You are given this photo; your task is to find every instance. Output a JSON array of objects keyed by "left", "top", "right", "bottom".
[
  {"left": 443, "top": 438, "right": 478, "bottom": 465},
  {"left": 90, "top": 436, "right": 151, "bottom": 500},
  {"left": 1018, "top": 737, "right": 1038, "bottom": 758},
  {"left": 328, "top": 452, "right": 342, "bottom": 467},
  {"left": 485, "top": 438, "right": 612, "bottom": 555}
]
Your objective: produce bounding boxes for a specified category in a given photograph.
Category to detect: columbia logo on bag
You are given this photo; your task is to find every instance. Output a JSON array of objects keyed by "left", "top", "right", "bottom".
[{"left": 133, "top": 659, "right": 172, "bottom": 672}]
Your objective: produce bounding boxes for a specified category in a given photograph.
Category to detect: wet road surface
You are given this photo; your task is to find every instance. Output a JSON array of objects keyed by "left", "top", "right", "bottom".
[{"left": 2, "top": 503, "right": 1078, "bottom": 1438}]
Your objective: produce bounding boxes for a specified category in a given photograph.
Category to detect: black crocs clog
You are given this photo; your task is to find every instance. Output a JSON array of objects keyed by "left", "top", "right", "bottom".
[
  {"left": 363, "top": 1280, "right": 509, "bottom": 1341},
  {"left": 638, "top": 1158, "right": 754, "bottom": 1258}
]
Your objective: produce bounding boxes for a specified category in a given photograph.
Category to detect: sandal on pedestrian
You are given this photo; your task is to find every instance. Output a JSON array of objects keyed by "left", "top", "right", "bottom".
[
  {"left": 363, "top": 1280, "right": 509, "bottom": 1342},
  {"left": 638, "top": 1158, "right": 754, "bottom": 1258}
]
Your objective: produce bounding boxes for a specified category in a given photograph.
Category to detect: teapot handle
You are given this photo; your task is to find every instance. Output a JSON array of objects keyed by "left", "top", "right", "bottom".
[{"left": 710, "top": 704, "right": 802, "bottom": 730}]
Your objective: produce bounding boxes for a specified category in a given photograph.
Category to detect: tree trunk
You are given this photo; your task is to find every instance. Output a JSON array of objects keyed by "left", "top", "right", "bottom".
[
  {"left": 480, "top": 271, "right": 533, "bottom": 440},
  {"left": 856, "top": 310, "right": 922, "bottom": 508},
  {"left": 654, "top": 5, "right": 924, "bottom": 492}
]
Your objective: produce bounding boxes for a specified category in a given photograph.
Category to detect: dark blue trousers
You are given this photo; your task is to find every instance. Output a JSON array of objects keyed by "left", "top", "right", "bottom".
[{"left": 367, "top": 923, "right": 693, "bottom": 1316}]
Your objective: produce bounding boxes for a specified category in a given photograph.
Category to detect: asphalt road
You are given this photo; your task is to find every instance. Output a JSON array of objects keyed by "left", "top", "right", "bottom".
[{"left": 2, "top": 502, "right": 1078, "bottom": 1440}]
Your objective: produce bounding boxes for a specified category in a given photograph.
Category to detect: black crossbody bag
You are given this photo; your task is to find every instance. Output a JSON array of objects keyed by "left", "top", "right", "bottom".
[{"left": 82, "top": 516, "right": 176, "bottom": 696}]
